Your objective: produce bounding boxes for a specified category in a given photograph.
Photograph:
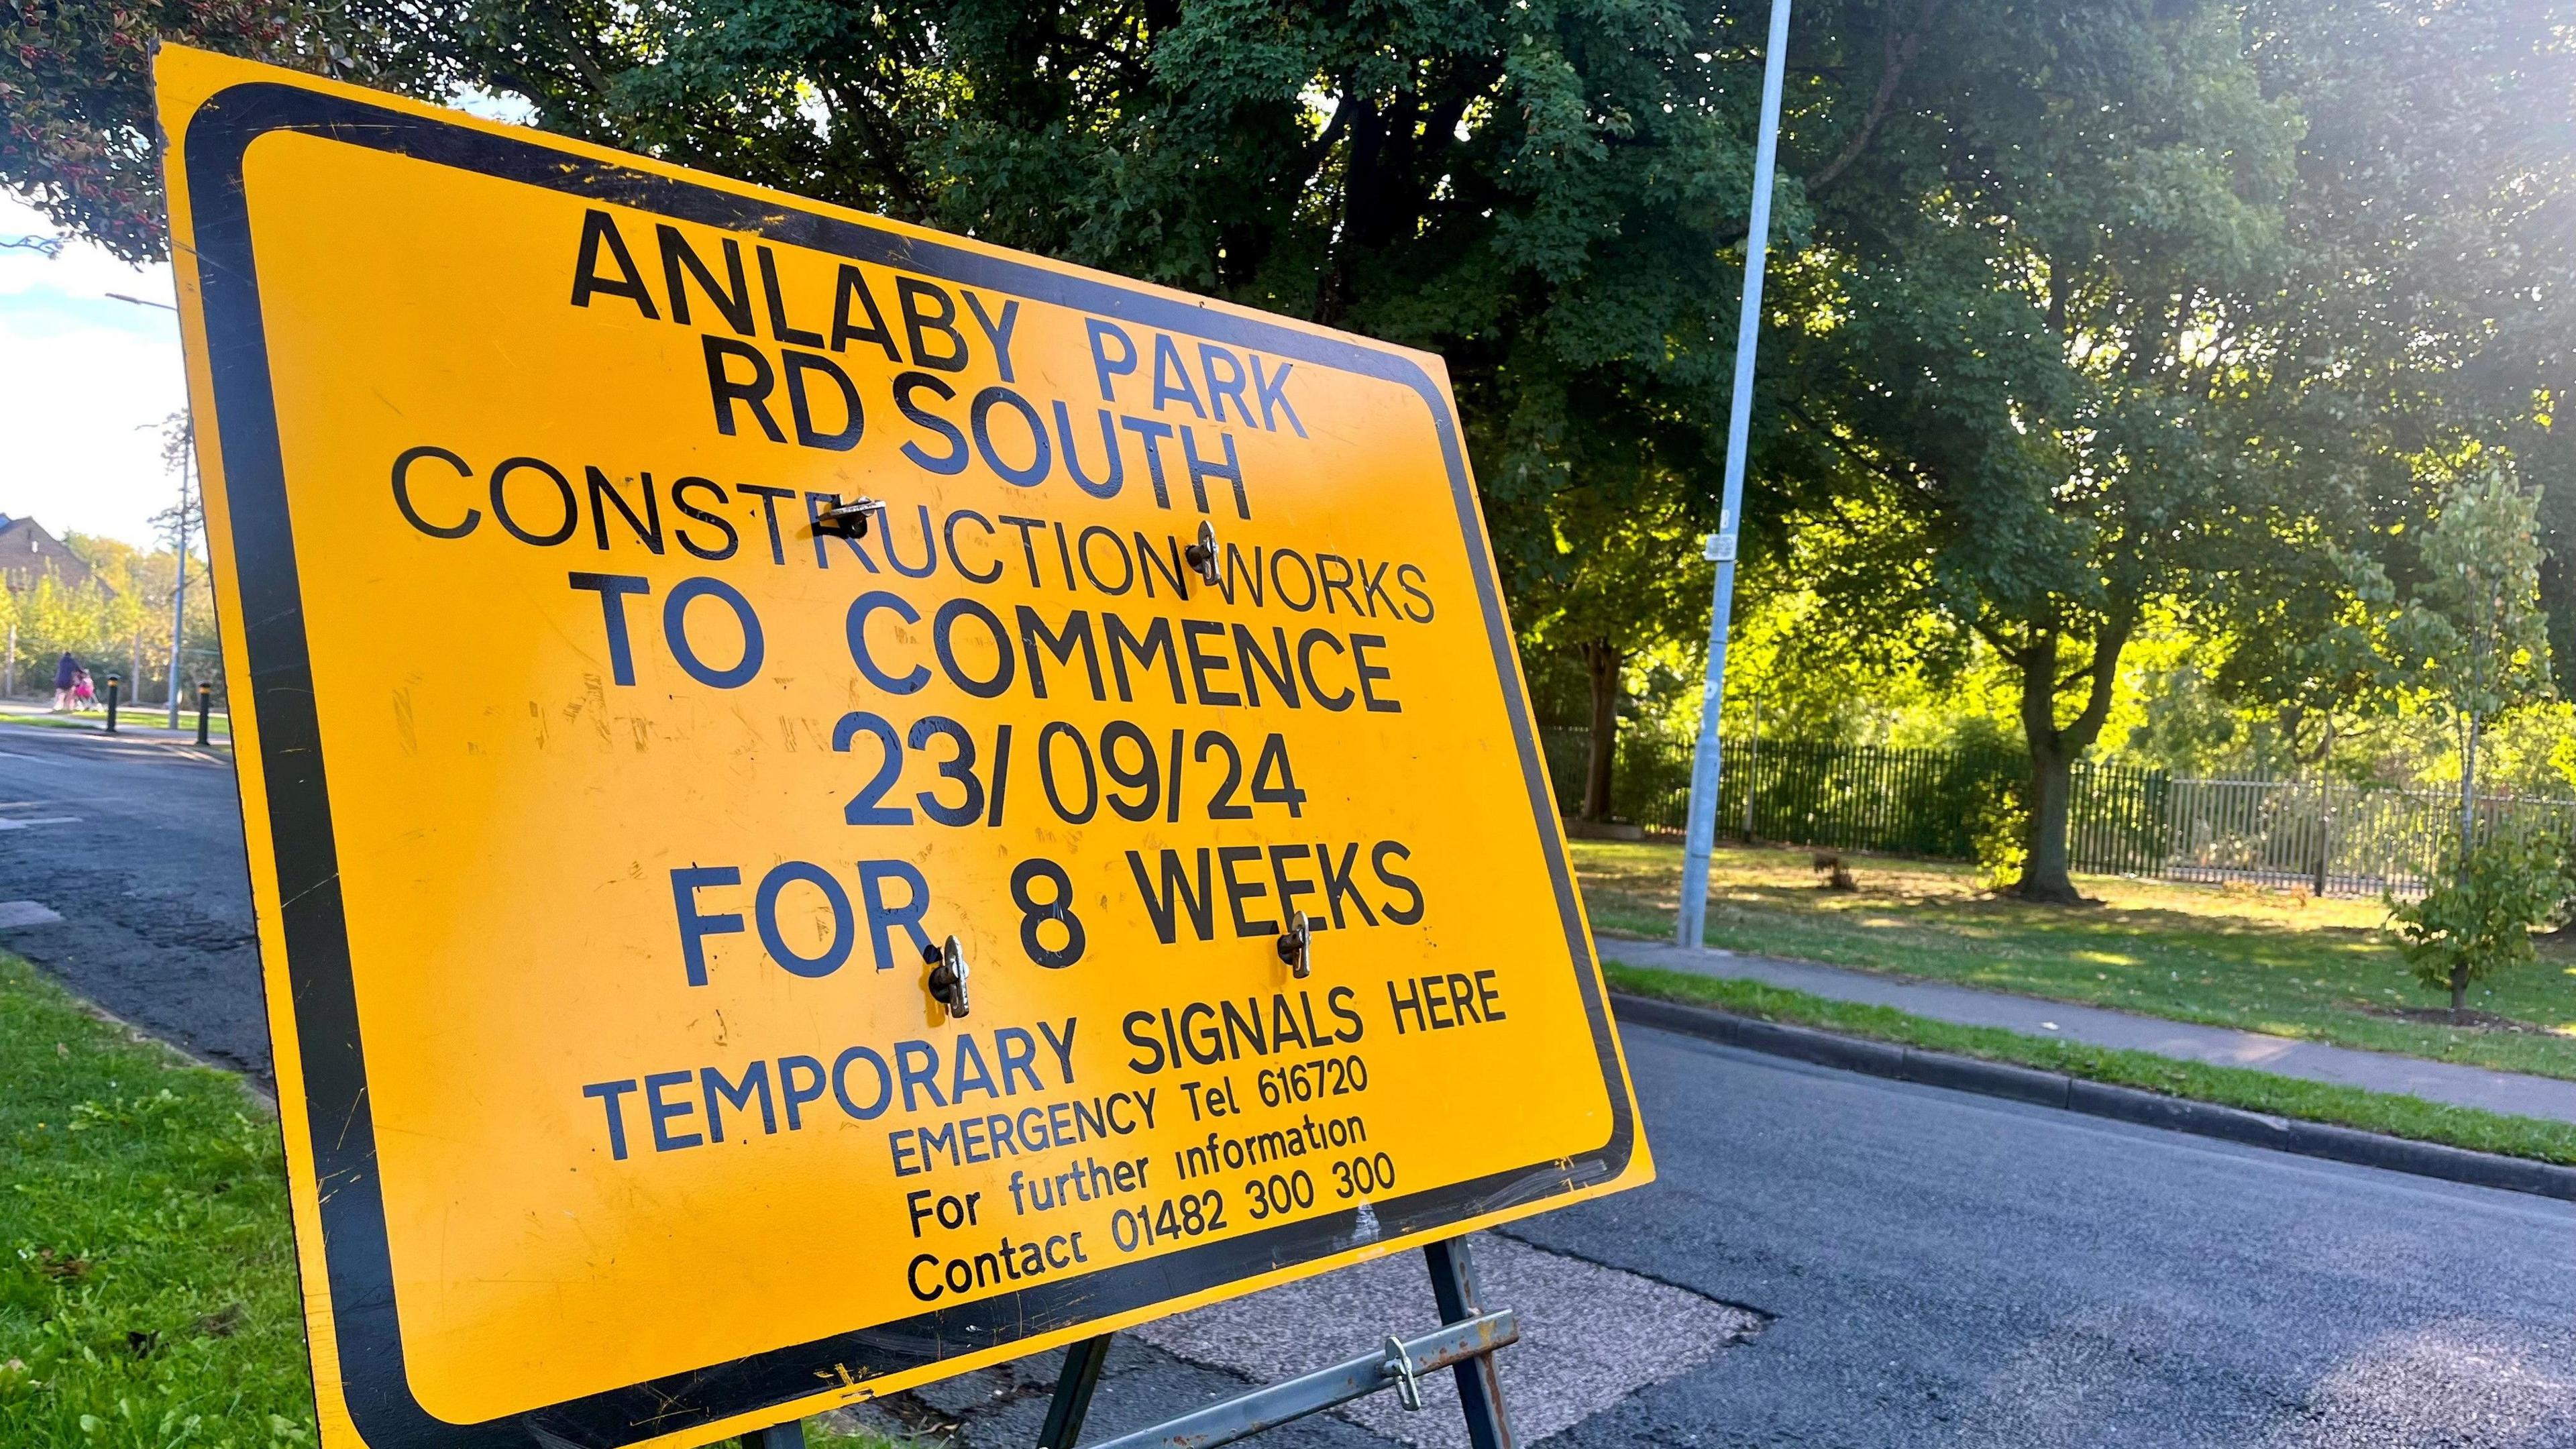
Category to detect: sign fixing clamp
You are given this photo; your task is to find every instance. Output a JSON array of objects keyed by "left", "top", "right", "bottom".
[{"left": 1382, "top": 1334, "right": 1425, "bottom": 1411}]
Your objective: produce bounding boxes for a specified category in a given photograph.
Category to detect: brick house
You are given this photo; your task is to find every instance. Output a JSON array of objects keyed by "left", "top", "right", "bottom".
[{"left": 0, "top": 515, "right": 106, "bottom": 596}]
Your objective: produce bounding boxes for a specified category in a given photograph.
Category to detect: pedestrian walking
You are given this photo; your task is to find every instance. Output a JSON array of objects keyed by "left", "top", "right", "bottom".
[
  {"left": 51, "top": 652, "right": 76, "bottom": 712},
  {"left": 71, "top": 667, "right": 95, "bottom": 712}
]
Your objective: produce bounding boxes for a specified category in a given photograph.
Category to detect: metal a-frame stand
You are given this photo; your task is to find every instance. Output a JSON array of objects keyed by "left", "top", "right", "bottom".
[
  {"left": 735, "top": 1236, "right": 1518, "bottom": 1449},
  {"left": 1038, "top": 1236, "right": 1517, "bottom": 1449}
]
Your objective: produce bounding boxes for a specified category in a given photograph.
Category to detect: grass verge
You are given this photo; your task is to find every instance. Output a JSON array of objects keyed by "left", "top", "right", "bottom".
[
  {"left": 0, "top": 712, "right": 231, "bottom": 739},
  {"left": 0, "top": 953, "right": 311, "bottom": 1449},
  {"left": 0, "top": 953, "right": 894, "bottom": 1448},
  {"left": 1576, "top": 839, "right": 2576, "bottom": 1082},
  {"left": 1607, "top": 961, "right": 2576, "bottom": 1167}
]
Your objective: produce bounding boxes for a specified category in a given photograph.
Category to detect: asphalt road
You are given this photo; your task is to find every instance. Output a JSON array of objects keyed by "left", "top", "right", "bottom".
[
  {"left": 903, "top": 1030, "right": 2576, "bottom": 1449},
  {"left": 0, "top": 723, "right": 266, "bottom": 1077},
  {"left": 7, "top": 727, "right": 2576, "bottom": 1445},
  {"left": 1509, "top": 1030, "right": 2576, "bottom": 1448}
]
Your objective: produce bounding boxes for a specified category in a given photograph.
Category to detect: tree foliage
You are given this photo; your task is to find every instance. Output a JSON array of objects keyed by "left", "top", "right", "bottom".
[
  {"left": 1754, "top": 0, "right": 2576, "bottom": 900},
  {"left": 2387, "top": 826, "right": 2563, "bottom": 1015},
  {"left": 1515, "top": 474, "right": 1711, "bottom": 820},
  {"left": 388, "top": 0, "right": 1786, "bottom": 584},
  {"left": 1754, "top": 0, "right": 2319, "bottom": 900},
  {"left": 0, "top": 0, "right": 403, "bottom": 262},
  {"left": 9, "top": 0, "right": 2575, "bottom": 867},
  {"left": 2186, "top": 0, "right": 2576, "bottom": 769},
  {"left": 2381, "top": 464, "right": 2553, "bottom": 730},
  {"left": 0, "top": 536, "right": 219, "bottom": 706}
]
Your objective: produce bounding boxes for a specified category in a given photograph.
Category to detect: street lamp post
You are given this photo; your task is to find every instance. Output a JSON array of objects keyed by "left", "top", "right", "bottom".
[
  {"left": 166, "top": 448, "right": 191, "bottom": 729},
  {"left": 102, "top": 289, "right": 193, "bottom": 729},
  {"left": 1676, "top": 0, "right": 1792, "bottom": 951}
]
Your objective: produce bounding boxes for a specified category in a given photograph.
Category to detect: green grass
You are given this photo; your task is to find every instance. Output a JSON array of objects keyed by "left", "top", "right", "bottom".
[
  {"left": 1607, "top": 961, "right": 2576, "bottom": 1166},
  {"left": 0, "top": 711, "right": 231, "bottom": 740},
  {"left": 810, "top": 1421, "right": 925, "bottom": 1448},
  {"left": 0, "top": 953, "right": 900, "bottom": 1448},
  {"left": 1576, "top": 839, "right": 2576, "bottom": 1082},
  {"left": 0, "top": 954, "right": 310, "bottom": 1449}
]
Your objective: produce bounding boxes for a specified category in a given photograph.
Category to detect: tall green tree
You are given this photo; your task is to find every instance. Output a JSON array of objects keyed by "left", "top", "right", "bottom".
[
  {"left": 1759, "top": 0, "right": 2576, "bottom": 900},
  {"left": 1517, "top": 476, "right": 1710, "bottom": 821},
  {"left": 2189, "top": 0, "right": 2576, "bottom": 768},
  {"left": 1760, "top": 0, "right": 2312, "bottom": 901},
  {"left": 393, "top": 0, "right": 1785, "bottom": 588},
  {"left": 6, "top": 1, "right": 1813, "bottom": 736},
  {"left": 2373, "top": 464, "right": 2554, "bottom": 829}
]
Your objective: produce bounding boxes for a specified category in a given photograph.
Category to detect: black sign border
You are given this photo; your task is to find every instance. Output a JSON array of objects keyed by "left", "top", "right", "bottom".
[{"left": 182, "top": 78, "right": 1636, "bottom": 1449}]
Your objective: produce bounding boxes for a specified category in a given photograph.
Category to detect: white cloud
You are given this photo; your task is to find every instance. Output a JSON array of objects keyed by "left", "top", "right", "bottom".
[{"left": 0, "top": 192, "right": 189, "bottom": 547}]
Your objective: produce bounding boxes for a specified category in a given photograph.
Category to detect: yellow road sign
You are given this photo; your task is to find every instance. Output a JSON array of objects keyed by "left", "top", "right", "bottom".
[{"left": 160, "top": 44, "right": 1650, "bottom": 1449}]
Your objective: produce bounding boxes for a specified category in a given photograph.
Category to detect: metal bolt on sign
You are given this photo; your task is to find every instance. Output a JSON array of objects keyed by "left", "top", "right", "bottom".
[
  {"left": 1277, "top": 908, "right": 1313, "bottom": 979},
  {"left": 923, "top": 934, "right": 971, "bottom": 1018},
  {"left": 1184, "top": 519, "right": 1221, "bottom": 585},
  {"left": 813, "top": 494, "right": 885, "bottom": 539}
]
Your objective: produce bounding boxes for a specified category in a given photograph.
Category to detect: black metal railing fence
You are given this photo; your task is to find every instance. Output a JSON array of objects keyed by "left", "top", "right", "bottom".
[{"left": 1541, "top": 727, "right": 2576, "bottom": 898}]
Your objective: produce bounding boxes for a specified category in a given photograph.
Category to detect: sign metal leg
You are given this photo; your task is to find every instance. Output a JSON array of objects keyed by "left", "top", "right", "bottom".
[
  {"left": 1424, "top": 1238, "right": 1517, "bottom": 1449},
  {"left": 1040, "top": 1332, "right": 1116, "bottom": 1448},
  {"left": 736, "top": 1423, "right": 805, "bottom": 1449},
  {"left": 1075, "top": 1310, "right": 1514, "bottom": 1449},
  {"left": 1047, "top": 1244, "right": 1519, "bottom": 1449}
]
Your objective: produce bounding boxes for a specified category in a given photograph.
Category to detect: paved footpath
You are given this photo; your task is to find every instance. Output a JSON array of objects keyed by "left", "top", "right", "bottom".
[{"left": 1599, "top": 936, "right": 2576, "bottom": 1126}]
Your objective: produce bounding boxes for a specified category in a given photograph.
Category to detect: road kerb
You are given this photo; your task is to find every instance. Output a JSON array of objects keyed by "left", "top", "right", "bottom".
[{"left": 1611, "top": 992, "right": 2576, "bottom": 1204}]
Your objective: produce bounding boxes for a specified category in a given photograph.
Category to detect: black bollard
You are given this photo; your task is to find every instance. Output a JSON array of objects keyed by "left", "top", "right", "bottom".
[
  {"left": 104, "top": 675, "right": 121, "bottom": 734},
  {"left": 197, "top": 682, "right": 213, "bottom": 746}
]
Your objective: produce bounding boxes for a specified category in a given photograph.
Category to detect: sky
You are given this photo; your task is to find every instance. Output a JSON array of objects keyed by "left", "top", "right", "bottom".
[
  {"left": 0, "top": 190, "right": 189, "bottom": 550},
  {"left": 0, "top": 86, "right": 546, "bottom": 554}
]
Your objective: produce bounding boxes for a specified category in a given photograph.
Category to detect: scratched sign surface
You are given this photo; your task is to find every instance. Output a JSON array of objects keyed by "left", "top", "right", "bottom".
[{"left": 162, "top": 47, "right": 1650, "bottom": 1449}]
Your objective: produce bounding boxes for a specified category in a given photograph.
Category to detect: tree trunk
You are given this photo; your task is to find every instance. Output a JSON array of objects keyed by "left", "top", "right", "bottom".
[
  {"left": 1580, "top": 640, "right": 1623, "bottom": 823},
  {"left": 2460, "top": 710, "right": 2481, "bottom": 843},
  {"left": 2451, "top": 713, "right": 2481, "bottom": 1022},
  {"left": 2021, "top": 737, "right": 2080, "bottom": 904},
  {"left": 2010, "top": 608, "right": 2137, "bottom": 906}
]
